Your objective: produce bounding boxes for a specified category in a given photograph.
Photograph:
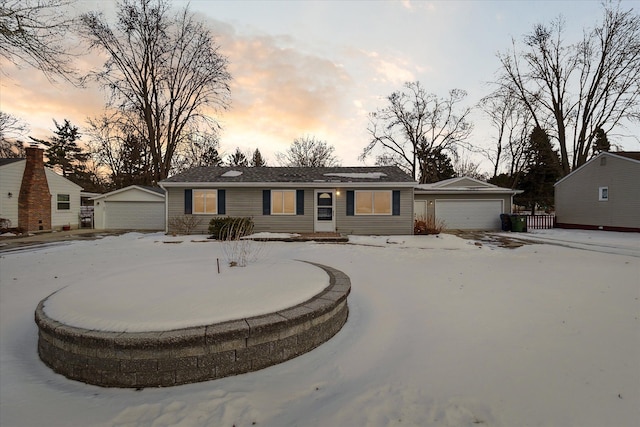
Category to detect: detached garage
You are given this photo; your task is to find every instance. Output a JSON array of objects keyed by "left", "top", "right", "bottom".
[
  {"left": 92, "top": 186, "right": 165, "bottom": 231},
  {"left": 415, "top": 177, "right": 522, "bottom": 231}
]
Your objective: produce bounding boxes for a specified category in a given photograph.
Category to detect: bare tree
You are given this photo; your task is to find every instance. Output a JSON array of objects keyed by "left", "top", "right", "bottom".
[
  {"left": 0, "top": 0, "right": 79, "bottom": 82},
  {"left": 172, "top": 129, "right": 222, "bottom": 174},
  {"left": 80, "top": 0, "right": 231, "bottom": 182},
  {"left": 0, "top": 110, "right": 28, "bottom": 157},
  {"left": 85, "top": 112, "right": 154, "bottom": 188},
  {"left": 276, "top": 136, "right": 340, "bottom": 167},
  {"left": 495, "top": 3, "right": 640, "bottom": 175},
  {"left": 478, "top": 88, "right": 533, "bottom": 178},
  {"left": 361, "top": 82, "right": 473, "bottom": 183}
]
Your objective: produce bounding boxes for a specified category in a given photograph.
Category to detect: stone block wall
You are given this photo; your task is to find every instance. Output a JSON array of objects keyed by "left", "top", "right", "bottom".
[{"left": 35, "top": 261, "right": 350, "bottom": 388}]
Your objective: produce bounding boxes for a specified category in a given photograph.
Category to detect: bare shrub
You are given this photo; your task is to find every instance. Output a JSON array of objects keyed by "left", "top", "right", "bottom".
[
  {"left": 168, "top": 215, "right": 203, "bottom": 235},
  {"left": 220, "top": 217, "right": 263, "bottom": 267},
  {"left": 414, "top": 215, "right": 446, "bottom": 235}
]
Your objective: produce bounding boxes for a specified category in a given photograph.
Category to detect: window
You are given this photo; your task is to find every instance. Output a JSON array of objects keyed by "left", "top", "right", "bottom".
[
  {"left": 272, "top": 190, "right": 296, "bottom": 214},
  {"left": 57, "top": 194, "right": 70, "bottom": 210},
  {"left": 599, "top": 187, "right": 609, "bottom": 201},
  {"left": 193, "top": 190, "right": 217, "bottom": 214},
  {"left": 355, "top": 191, "right": 391, "bottom": 215}
]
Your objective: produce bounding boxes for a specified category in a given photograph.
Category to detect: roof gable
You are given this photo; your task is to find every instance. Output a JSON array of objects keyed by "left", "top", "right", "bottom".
[
  {"left": 160, "top": 166, "right": 416, "bottom": 186},
  {"left": 554, "top": 151, "right": 640, "bottom": 187},
  {"left": 415, "top": 176, "right": 521, "bottom": 194},
  {"left": 92, "top": 185, "right": 165, "bottom": 200}
]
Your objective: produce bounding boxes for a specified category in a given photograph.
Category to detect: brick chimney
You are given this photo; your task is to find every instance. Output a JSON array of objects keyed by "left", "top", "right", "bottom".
[{"left": 18, "top": 146, "right": 51, "bottom": 231}]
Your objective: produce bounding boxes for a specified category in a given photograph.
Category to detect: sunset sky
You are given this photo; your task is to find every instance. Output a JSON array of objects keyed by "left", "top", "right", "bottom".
[{"left": 1, "top": 0, "right": 638, "bottom": 173}]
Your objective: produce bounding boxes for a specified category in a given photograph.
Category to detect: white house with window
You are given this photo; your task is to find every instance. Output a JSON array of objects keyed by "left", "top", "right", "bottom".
[
  {"left": 0, "top": 156, "right": 81, "bottom": 231},
  {"left": 161, "top": 166, "right": 415, "bottom": 235}
]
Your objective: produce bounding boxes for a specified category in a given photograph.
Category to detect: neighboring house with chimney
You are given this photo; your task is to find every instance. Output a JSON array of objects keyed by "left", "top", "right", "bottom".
[{"left": 0, "top": 146, "right": 82, "bottom": 232}]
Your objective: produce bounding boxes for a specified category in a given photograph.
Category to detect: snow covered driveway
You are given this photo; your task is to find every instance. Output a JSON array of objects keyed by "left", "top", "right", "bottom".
[{"left": 1, "top": 231, "right": 638, "bottom": 427}]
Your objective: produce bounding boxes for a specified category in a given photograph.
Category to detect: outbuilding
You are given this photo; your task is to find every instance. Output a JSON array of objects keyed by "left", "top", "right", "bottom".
[
  {"left": 414, "top": 177, "right": 522, "bottom": 231},
  {"left": 92, "top": 186, "right": 165, "bottom": 231}
]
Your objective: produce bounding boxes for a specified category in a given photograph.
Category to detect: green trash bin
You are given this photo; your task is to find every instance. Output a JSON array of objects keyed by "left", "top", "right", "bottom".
[{"left": 511, "top": 215, "right": 526, "bottom": 232}]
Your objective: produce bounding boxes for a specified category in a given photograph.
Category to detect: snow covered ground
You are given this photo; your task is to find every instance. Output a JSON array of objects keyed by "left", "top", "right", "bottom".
[{"left": 0, "top": 230, "right": 638, "bottom": 427}]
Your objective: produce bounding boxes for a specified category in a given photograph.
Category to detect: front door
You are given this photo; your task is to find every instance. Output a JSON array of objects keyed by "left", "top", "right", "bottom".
[{"left": 314, "top": 190, "right": 336, "bottom": 232}]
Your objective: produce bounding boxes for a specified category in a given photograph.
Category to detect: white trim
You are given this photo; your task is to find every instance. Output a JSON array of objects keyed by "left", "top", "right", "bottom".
[
  {"left": 271, "top": 189, "right": 297, "bottom": 215},
  {"left": 55, "top": 193, "right": 71, "bottom": 211},
  {"left": 598, "top": 186, "right": 609, "bottom": 201},
  {"left": 354, "top": 190, "right": 392, "bottom": 216},
  {"left": 193, "top": 189, "right": 218, "bottom": 215},
  {"left": 314, "top": 189, "right": 336, "bottom": 232}
]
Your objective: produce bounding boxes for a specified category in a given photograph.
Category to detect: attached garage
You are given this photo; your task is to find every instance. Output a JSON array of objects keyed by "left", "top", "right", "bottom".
[
  {"left": 92, "top": 186, "right": 165, "bottom": 231},
  {"left": 435, "top": 200, "right": 503, "bottom": 230},
  {"left": 415, "top": 177, "right": 522, "bottom": 231}
]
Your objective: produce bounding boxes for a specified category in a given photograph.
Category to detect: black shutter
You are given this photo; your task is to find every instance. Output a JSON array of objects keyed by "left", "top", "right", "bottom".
[
  {"left": 184, "top": 189, "right": 192, "bottom": 214},
  {"left": 263, "top": 190, "right": 271, "bottom": 215},
  {"left": 218, "top": 189, "right": 226, "bottom": 215},
  {"left": 346, "top": 190, "right": 354, "bottom": 216},
  {"left": 392, "top": 190, "right": 400, "bottom": 215},
  {"left": 296, "top": 189, "right": 304, "bottom": 215}
]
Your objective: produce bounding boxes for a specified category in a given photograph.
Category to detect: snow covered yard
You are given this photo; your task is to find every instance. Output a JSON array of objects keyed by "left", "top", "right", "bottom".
[{"left": 0, "top": 231, "right": 638, "bottom": 427}]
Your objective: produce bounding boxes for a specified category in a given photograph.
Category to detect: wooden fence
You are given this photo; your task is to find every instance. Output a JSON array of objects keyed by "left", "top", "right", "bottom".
[{"left": 524, "top": 214, "right": 555, "bottom": 230}]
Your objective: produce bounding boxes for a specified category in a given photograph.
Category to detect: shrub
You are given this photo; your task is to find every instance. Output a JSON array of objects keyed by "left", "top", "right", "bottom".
[
  {"left": 0, "top": 218, "right": 11, "bottom": 232},
  {"left": 414, "top": 215, "right": 446, "bottom": 235},
  {"left": 211, "top": 217, "right": 262, "bottom": 267},
  {"left": 168, "top": 215, "right": 203, "bottom": 235},
  {"left": 208, "top": 216, "right": 254, "bottom": 240}
]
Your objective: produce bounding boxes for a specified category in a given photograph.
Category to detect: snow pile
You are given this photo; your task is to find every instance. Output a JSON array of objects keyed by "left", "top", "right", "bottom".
[
  {"left": 1, "top": 230, "right": 638, "bottom": 427},
  {"left": 221, "top": 170, "right": 243, "bottom": 177},
  {"left": 323, "top": 172, "right": 387, "bottom": 179},
  {"left": 43, "top": 259, "right": 328, "bottom": 332}
]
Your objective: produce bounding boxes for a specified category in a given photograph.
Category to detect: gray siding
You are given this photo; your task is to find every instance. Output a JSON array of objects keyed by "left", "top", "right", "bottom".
[
  {"left": 166, "top": 186, "right": 413, "bottom": 235},
  {"left": 555, "top": 155, "right": 640, "bottom": 229},
  {"left": 336, "top": 187, "right": 414, "bottom": 235}
]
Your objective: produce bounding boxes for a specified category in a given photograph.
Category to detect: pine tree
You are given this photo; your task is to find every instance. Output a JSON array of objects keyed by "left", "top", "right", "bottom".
[
  {"left": 592, "top": 128, "right": 610, "bottom": 155},
  {"left": 226, "top": 147, "right": 248, "bottom": 167},
  {"left": 251, "top": 148, "right": 266, "bottom": 167},
  {"left": 31, "top": 119, "right": 89, "bottom": 179},
  {"left": 516, "top": 126, "right": 562, "bottom": 214}
]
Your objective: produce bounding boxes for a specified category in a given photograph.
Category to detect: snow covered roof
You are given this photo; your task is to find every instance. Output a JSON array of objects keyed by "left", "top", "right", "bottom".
[{"left": 415, "top": 176, "right": 522, "bottom": 194}]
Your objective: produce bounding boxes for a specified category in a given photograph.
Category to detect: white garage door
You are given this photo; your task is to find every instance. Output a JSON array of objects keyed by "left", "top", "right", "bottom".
[
  {"left": 435, "top": 200, "right": 503, "bottom": 230},
  {"left": 105, "top": 201, "right": 165, "bottom": 230}
]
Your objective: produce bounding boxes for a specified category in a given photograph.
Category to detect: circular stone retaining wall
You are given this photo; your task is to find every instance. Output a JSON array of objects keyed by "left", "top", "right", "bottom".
[{"left": 35, "top": 261, "right": 350, "bottom": 388}]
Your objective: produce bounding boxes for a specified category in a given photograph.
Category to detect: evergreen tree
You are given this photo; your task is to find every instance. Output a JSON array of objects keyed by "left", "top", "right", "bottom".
[
  {"left": 31, "top": 119, "right": 90, "bottom": 180},
  {"left": 516, "top": 126, "right": 562, "bottom": 214},
  {"left": 251, "top": 148, "right": 266, "bottom": 167},
  {"left": 592, "top": 128, "right": 610, "bottom": 155},
  {"left": 417, "top": 146, "right": 456, "bottom": 184},
  {"left": 226, "top": 147, "right": 248, "bottom": 167},
  {"left": 202, "top": 145, "right": 223, "bottom": 167}
]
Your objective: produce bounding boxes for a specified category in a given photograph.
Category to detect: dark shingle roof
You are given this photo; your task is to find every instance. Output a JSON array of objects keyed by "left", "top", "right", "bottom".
[
  {"left": 0, "top": 158, "right": 24, "bottom": 167},
  {"left": 161, "top": 166, "right": 415, "bottom": 184},
  {"left": 613, "top": 151, "right": 640, "bottom": 161}
]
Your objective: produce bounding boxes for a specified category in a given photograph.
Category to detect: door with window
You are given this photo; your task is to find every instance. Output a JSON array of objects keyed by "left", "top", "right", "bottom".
[{"left": 314, "top": 190, "right": 335, "bottom": 232}]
